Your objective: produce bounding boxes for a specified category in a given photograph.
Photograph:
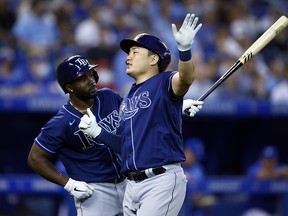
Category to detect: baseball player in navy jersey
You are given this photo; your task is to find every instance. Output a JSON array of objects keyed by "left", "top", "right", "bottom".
[
  {"left": 27, "top": 55, "right": 126, "bottom": 216},
  {"left": 79, "top": 13, "right": 203, "bottom": 216}
]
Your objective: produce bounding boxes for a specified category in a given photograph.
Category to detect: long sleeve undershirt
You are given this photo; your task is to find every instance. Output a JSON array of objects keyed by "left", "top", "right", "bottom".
[{"left": 96, "top": 130, "right": 121, "bottom": 153}]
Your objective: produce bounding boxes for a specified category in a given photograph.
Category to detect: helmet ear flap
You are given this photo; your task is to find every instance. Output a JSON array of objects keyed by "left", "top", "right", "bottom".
[{"left": 93, "top": 71, "right": 99, "bottom": 83}]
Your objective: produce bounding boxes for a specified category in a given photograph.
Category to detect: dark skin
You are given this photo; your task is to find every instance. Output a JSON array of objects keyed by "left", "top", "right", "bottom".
[
  {"left": 27, "top": 69, "right": 98, "bottom": 187},
  {"left": 257, "top": 158, "right": 288, "bottom": 180},
  {"left": 66, "top": 70, "right": 98, "bottom": 113}
]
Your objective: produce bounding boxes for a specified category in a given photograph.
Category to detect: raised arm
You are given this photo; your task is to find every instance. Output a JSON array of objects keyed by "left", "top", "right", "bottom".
[{"left": 171, "top": 13, "right": 202, "bottom": 97}]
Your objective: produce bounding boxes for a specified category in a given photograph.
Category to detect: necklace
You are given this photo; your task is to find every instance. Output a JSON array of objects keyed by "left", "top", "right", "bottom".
[{"left": 69, "top": 101, "right": 93, "bottom": 114}]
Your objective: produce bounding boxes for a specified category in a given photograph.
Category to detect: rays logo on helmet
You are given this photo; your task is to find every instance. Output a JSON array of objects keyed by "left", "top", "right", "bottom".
[{"left": 56, "top": 55, "right": 98, "bottom": 93}]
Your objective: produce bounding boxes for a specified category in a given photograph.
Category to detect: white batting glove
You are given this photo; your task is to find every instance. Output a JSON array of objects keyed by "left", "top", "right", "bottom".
[
  {"left": 79, "top": 108, "right": 102, "bottom": 138},
  {"left": 182, "top": 99, "right": 203, "bottom": 117},
  {"left": 64, "top": 178, "right": 95, "bottom": 199},
  {"left": 171, "top": 13, "right": 202, "bottom": 51}
]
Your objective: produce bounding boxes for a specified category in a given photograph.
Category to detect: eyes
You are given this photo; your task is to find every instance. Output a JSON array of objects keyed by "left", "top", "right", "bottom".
[
  {"left": 77, "top": 71, "right": 94, "bottom": 82},
  {"left": 129, "top": 47, "right": 142, "bottom": 56},
  {"left": 129, "top": 50, "right": 138, "bottom": 55}
]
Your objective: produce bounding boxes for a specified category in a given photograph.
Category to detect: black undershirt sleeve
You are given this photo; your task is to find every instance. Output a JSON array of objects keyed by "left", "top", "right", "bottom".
[{"left": 96, "top": 130, "right": 121, "bottom": 153}]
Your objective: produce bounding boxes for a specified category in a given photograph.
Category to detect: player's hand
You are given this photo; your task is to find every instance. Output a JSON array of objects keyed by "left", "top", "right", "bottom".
[
  {"left": 79, "top": 108, "right": 102, "bottom": 138},
  {"left": 64, "top": 178, "right": 95, "bottom": 199},
  {"left": 171, "top": 13, "right": 202, "bottom": 51},
  {"left": 182, "top": 99, "right": 203, "bottom": 117}
]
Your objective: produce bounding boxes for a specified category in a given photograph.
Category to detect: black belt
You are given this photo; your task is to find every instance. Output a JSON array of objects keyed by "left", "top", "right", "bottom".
[
  {"left": 103, "top": 176, "right": 126, "bottom": 184},
  {"left": 126, "top": 167, "right": 166, "bottom": 182}
]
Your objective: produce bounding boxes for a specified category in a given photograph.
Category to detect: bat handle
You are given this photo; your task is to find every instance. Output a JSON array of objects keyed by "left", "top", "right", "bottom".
[{"left": 183, "top": 61, "right": 243, "bottom": 115}]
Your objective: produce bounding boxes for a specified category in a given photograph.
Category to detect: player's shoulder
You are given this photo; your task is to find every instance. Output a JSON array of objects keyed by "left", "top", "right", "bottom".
[
  {"left": 40, "top": 107, "right": 70, "bottom": 133},
  {"left": 47, "top": 106, "right": 70, "bottom": 124},
  {"left": 153, "top": 70, "right": 176, "bottom": 84},
  {"left": 156, "top": 70, "right": 176, "bottom": 79},
  {"left": 163, "top": 70, "right": 175, "bottom": 75},
  {"left": 97, "top": 87, "right": 117, "bottom": 94}
]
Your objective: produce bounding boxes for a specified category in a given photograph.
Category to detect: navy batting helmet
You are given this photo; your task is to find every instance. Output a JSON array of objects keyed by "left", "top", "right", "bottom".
[
  {"left": 260, "top": 145, "right": 278, "bottom": 159},
  {"left": 56, "top": 55, "right": 99, "bottom": 93},
  {"left": 120, "top": 33, "right": 171, "bottom": 72}
]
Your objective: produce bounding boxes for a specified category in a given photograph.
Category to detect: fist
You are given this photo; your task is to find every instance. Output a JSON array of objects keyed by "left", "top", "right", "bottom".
[
  {"left": 64, "top": 178, "right": 95, "bottom": 199},
  {"left": 182, "top": 99, "right": 203, "bottom": 117}
]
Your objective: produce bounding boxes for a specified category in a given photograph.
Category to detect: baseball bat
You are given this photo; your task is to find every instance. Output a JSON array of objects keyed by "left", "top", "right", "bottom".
[{"left": 196, "top": 15, "right": 288, "bottom": 102}]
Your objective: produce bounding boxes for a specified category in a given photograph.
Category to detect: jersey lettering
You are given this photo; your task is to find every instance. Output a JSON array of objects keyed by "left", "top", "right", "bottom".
[
  {"left": 74, "top": 110, "right": 121, "bottom": 150},
  {"left": 75, "top": 57, "right": 89, "bottom": 66},
  {"left": 120, "top": 91, "right": 151, "bottom": 120},
  {"left": 74, "top": 129, "right": 103, "bottom": 150},
  {"left": 98, "top": 110, "right": 121, "bottom": 134},
  {"left": 68, "top": 57, "right": 89, "bottom": 72}
]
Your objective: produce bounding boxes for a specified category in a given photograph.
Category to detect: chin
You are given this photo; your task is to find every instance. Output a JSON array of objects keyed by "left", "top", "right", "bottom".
[
  {"left": 89, "top": 89, "right": 97, "bottom": 97},
  {"left": 126, "top": 71, "right": 134, "bottom": 78}
]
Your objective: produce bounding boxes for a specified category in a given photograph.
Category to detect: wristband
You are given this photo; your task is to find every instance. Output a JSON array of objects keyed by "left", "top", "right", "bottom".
[{"left": 179, "top": 50, "right": 192, "bottom": 62}]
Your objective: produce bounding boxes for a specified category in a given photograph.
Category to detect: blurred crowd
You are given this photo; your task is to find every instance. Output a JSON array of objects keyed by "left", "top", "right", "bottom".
[{"left": 0, "top": 0, "right": 287, "bottom": 103}]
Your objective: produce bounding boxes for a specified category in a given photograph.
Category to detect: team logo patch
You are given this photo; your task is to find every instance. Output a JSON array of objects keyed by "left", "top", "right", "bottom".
[{"left": 120, "top": 91, "right": 151, "bottom": 120}]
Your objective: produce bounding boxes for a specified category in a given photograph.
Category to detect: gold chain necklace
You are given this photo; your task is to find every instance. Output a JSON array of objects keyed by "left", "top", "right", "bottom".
[{"left": 69, "top": 101, "right": 93, "bottom": 114}]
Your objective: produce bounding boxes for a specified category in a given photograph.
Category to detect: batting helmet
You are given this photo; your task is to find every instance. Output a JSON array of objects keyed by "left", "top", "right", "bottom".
[
  {"left": 185, "top": 138, "right": 205, "bottom": 161},
  {"left": 260, "top": 145, "right": 278, "bottom": 159},
  {"left": 120, "top": 33, "right": 171, "bottom": 72},
  {"left": 56, "top": 55, "right": 99, "bottom": 93}
]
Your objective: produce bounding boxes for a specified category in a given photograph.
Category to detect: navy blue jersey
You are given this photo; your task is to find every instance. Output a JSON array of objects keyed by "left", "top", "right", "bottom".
[
  {"left": 119, "top": 71, "right": 186, "bottom": 173},
  {"left": 35, "top": 88, "right": 123, "bottom": 182}
]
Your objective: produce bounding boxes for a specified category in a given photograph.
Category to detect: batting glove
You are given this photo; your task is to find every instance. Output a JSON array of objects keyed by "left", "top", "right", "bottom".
[
  {"left": 171, "top": 13, "right": 202, "bottom": 51},
  {"left": 79, "top": 108, "right": 102, "bottom": 138},
  {"left": 182, "top": 99, "right": 203, "bottom": 117},
  {"left": 64, "top": 178, "right": 95, "bottom": 199}
]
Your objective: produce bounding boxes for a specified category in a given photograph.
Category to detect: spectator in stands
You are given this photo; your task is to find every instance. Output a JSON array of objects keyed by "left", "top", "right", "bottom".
[
  {"left": 243, "top": 145, "right": 288, "bottom": 216},
  {"left": 12, "top": 0, "right": 59, "bottom": 52},
  {"left": 0, "top": 46, "right": 57, "bottom": 96},
  {"left": 12, "top": 0, "right": 59, "bottom": 74},
  {"left": 0, "top": 46, "right": 29, "bottom": 96},
  {"left": 52, "top": 1, "right": 76, "bottom": 49},
  {"left": 266, "top": 57, "right": 286, "bottom": 94},
  {"left": 0, "top": 0, "right": 17, "bottom": 47},
  {"left": 179, "top": 137, "right": 216, "bottom": 216},
  {"left": 74, "top": 6, "right": 104, "bottom": 49},
  {"left": 0, "top": 46, "right": 18, "bottom": 85},
  {"left": 269, "top": 59, "right": 288, "bottom": 104}
]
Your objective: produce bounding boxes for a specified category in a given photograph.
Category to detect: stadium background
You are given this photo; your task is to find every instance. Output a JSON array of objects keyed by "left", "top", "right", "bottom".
[{"left": 0, "top": 0, "right": 287, "bottom": 215}]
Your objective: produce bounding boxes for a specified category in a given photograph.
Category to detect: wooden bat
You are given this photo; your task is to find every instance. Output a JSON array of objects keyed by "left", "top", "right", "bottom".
[{"left": 196, "top": 15, "right": 288, "bottom": 102}]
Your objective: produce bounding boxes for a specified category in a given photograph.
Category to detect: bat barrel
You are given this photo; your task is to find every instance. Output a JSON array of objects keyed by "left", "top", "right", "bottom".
[{"left": 184, "top": 15, "right": 288, "bottom": 115}]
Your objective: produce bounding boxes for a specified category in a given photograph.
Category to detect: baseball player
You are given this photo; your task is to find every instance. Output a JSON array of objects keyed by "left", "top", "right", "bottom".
[
  {"left": 27, "top": 55, "right": 126, "bottom": 216},
  {"left": 79, "top": 13, "right": 202, "bottom": 216}
]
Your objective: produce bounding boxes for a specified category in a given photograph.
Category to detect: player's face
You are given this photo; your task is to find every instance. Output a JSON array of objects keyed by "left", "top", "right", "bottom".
[
  {"left": 261, "top": 158, "right": 277, "bottom": 170},
  {"left": 125, "top": 46, "right": 155, "bottom": 79},
  {"left": 69, "top": 70, "right": 97, "bottom": 99}
]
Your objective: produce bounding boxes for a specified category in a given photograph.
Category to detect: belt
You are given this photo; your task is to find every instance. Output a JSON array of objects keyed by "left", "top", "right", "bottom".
[
  {"left": 103, "top": 176, "right": 126, "bottom": 184},
  {"left": 126, "top": 166, "right": 166, "bottom": 183}
]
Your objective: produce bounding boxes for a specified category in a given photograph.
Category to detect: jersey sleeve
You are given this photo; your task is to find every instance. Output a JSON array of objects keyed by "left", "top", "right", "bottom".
[
  {"left": 165, "top": 71, "right": 184, "bottom": 101},
  {"left": 96, "top": 130, "right": 122, "bottom": 153},
  {"left": 34, "top": 113, "right": 67, "bottom": 154}
]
